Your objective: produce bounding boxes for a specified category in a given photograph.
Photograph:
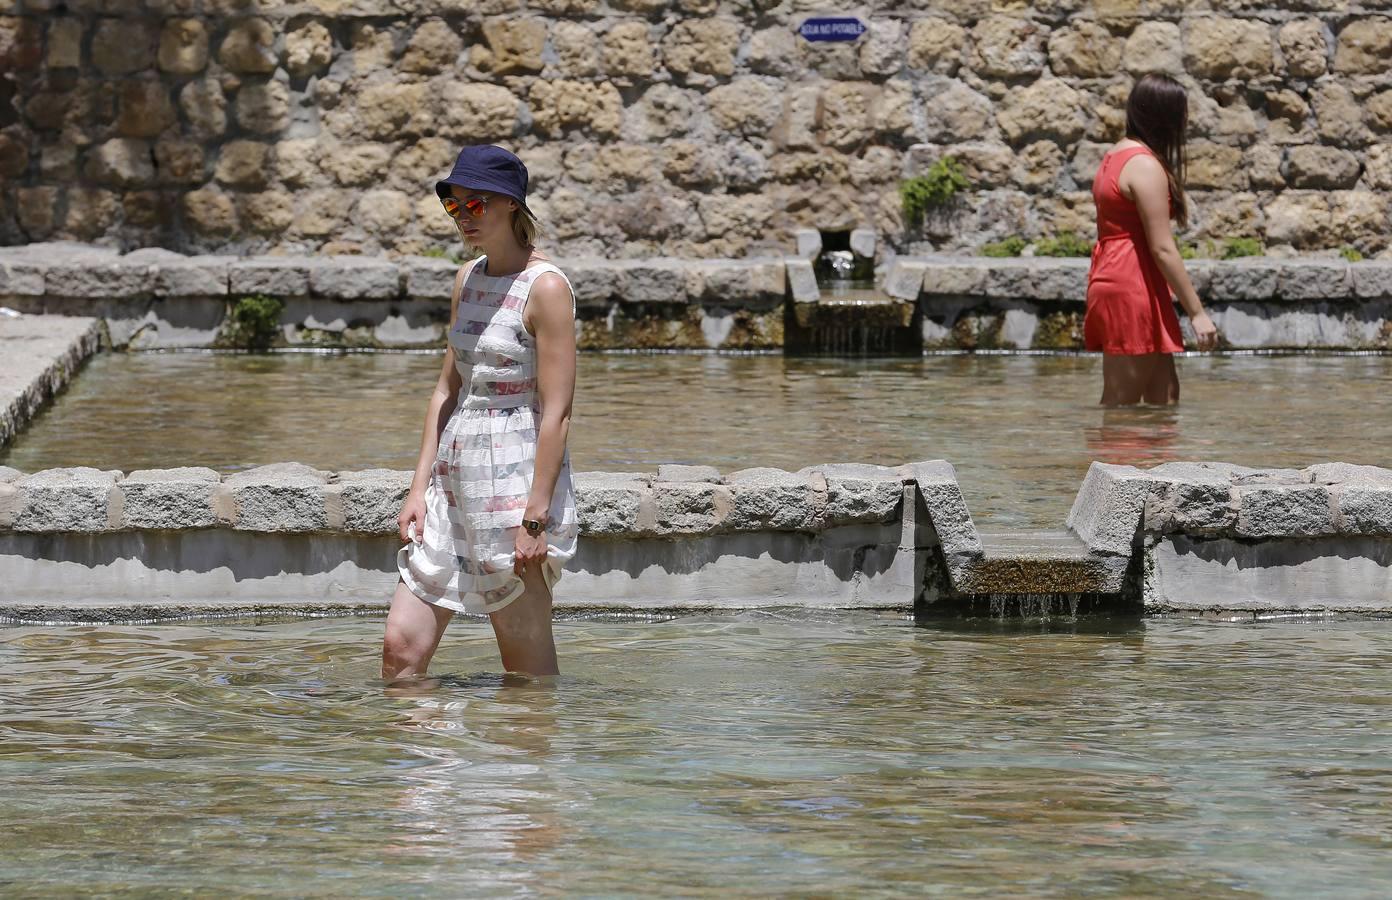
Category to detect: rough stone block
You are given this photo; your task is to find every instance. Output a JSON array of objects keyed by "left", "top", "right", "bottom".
[
  {"left": 1352, "top": 262, "right": 1392, "bottom": 300},
  {"left": 884, "top": 259, "right": 929, "bottom": 301},
  {"left": 1333, "top": 483, "right": 1392, "bottom": 535},
  {"left": 563, "top": 260, "right": 622, "bottom": 308},
  {"left": 1141, "top": 465, "right": 1236, "bottom": 535},
  {"left": 786, "top": 258, "right": 818, "bottom": 303},
  {"left": 120, "top": 467, "right": 220, "bottom": 529},
  {"left": 621, "top": 261, "right": 687, "bottom": 304},
  {"left": 1066, "top": 462, "right": 1152, "bottom": 555},
  {"left": 1278, "top": 260, "right": 1352, "bottom": 301},
  {"left": 1234, "top": 484, "right": 1335, "bottom": 538},
  {"left": 0, "top": 257, "right": 44, "bottom": 297},
  {"left": 1209, "top": 260, "right": 1282, "bottom": 302},
  {"left": 224, "top": 462, "right": 329, "bottom": 532},
  {"left": 726, "top": 467, "right": 821, "bottom": 532},
  {"left": 807, "top": 463, "right": 903, "bottom": 526},
  {"left": 1026, "top": 259, "right": 1088, "bottom": 301},
  {"left": 338, "top": 468, "right": 411, "bottom": 533},
  {"left": 849, "top": 228, "right": 876, "bottom": 259},
  {"left": 401, "top": 255, "right": 460, "bottom": 300},
  {"left": 0, "top": 466, "right": 22, "bottom": 483},
  {"left": 1186, "top": 260, "right": 1214, "bottom": 298},
  {"left": 795, "top": 228, "right": 821, "bottom": 260},
  {"left": 46, "top": 252, "right": 154, "bottom": 299},
  {"left": 309, "top": 257, "right": 400, "bottom": 300},
  {"left": 921, "top": 258, "right": 988, "bottom": 296},
  {"left": 153, "top": 255, "right": 230, "bottom": 298},
  {"left": 575, "top": 471, "right": 649, "bottom": 535},
  {"left": 13, "top": 467, "right": 121, "bottom": 532},
  {"left": 897, "top": 459, "right": 982, "bottom": 563},
  {"left": 982, "top": 258, "right": 1035, "bottom": 300},
  {"left": 229, "top": 257, "right": 311, "bottom": 298},
  {"left": 657, "top": 464, "right": 722, "bottom": 484},
  {"left": 1306, "top": 462, "right": 1392, "bottom": 485},
  {"left": 651, "top": 480, "right": 732, "bottom": 534}
]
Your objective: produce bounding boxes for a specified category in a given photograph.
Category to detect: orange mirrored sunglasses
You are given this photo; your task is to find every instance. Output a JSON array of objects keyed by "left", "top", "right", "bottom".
[{"left": 441, "top": 196, "right": 488, "bottom": 220}]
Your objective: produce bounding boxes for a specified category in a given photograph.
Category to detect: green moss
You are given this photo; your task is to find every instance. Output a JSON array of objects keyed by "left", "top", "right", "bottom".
[
  {"left": 1220, "top": 237, "right": 1263, "bottom": 259},
  {"left": 1340, "top": 246, "right": 1364, "bottom": 263},
  {"left": 219, "top": 294, "right": 284, "bottom": 351},
  {"left": 1034, "top": 232, "right": 1094, "bottom": 258},
  {"left": 1178, "top": 240, "right": 1199, "bottom": 260},
  {"left": 901, "top": 157, "right": 969, "bottom": 228},
  {"left": 980, "top": 236, "right": 1027, "bottom": 258}
]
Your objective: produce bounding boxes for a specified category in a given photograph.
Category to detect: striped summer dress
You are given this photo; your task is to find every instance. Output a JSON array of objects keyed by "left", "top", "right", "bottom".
[{"left": 398, "top": 256, "right": 579, "bottom": 615}]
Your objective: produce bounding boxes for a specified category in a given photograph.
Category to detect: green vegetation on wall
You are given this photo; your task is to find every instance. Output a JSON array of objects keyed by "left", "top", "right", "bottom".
[
  {"left": 980, "top": 236, "right": 1028, "bottom": 257},
  {"left": 1220, "top": 237, "right": 1263, "bottom": 259},
  {"left": 901, "top": 157, "right": 969, "bottom": 229},
  {"left": 218, "top": 295, "right": 285, "bottom": 351},
  {"left": 1034, "top": 233, "right": 1094, "bottom": 258},
  {"left": 1340, "top": 246, "right": 1364, "bottom": 262}
]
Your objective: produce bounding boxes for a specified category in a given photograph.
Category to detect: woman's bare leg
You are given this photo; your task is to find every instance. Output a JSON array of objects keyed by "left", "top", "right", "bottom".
[
  {"left": 488, "top": 566, "right": 559, "bottom": 676},
  {"left": 1141, "top": 353, "right": 1179, "bottom": 404},
  {"left": 382, "top": 581, "right": 454, "bottom": 679},
  {"left": 1101, "top": 353, "right": 1178, "bottom": 406}
]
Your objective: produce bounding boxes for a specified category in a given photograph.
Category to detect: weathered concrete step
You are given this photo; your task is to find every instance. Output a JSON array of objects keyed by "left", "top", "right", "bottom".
[
  {"left": 953, "top": 530, "right": 1127, "bottom": 595},
  {"left": 0, "top": 315, "right": 103, "bottom": 448}
]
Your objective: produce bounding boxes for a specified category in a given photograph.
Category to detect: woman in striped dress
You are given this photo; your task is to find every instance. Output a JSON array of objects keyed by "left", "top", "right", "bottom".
[{"left": 382, "top": 145, "right": 578, "bottom": 679}]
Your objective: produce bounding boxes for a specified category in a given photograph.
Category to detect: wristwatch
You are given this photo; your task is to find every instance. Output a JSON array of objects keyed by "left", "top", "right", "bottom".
[{"left": 521, "top": 518, "right": 546, "bottom": 536}]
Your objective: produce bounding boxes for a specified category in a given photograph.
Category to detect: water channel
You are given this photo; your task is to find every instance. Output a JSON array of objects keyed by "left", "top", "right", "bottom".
[
  {"left": 3, "top": 612, "right": 1391, "bottom": 896},
  {"left": 4, "top": 351, "right": 1390, "bottom": 528}
]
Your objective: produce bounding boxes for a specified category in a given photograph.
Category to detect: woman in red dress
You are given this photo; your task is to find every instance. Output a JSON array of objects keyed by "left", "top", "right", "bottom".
[{"left": 1085, "top": 73, "right": 1218, "bottom": 405}]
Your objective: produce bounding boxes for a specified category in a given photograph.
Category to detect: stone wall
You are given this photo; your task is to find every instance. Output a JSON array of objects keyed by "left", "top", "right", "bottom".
[{"left": 2, "top": 2, "right": 1391, "bottom": 260}]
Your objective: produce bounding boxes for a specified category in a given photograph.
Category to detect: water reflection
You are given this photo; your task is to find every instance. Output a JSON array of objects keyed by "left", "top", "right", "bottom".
[{"left": 4, "top": 352, "right": 1392, "bottom": 529}]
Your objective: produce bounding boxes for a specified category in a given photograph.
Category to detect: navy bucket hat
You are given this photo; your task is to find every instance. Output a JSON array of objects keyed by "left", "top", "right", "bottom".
[{"left": 435, "top": 145, "right": 535, "bottom": 219}]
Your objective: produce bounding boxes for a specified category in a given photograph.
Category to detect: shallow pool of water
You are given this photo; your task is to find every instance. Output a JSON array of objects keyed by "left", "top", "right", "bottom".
[
  {"left": 2, "top": 612, "right": 1391, "bottom": 896},
  {"left": 4, "top": 352, "right": 1392, "bottom": 528}
]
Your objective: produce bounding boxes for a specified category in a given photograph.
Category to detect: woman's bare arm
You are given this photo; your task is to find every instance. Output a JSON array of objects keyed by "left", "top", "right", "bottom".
[
  {"left": 1122, "top": 155, "right": 1217, "bottom": 348},
  {"left": 522, "top": 273, "right": 576, "bottom": 526}
]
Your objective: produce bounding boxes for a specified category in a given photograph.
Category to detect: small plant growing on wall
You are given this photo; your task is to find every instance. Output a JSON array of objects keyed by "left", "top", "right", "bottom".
[
  {"left": 1340, "top": 246, "right": 1364, "bottom": 262},
  {"left": 980, "top": 236, "right": 1027, "bottom": 258},
  {"left": 900, "top": 157, "right": 969, "bottom": 229},
  {"left": 1220, "top": 237, "right": 1262, "bottom": 259},
  {"left": 218, "top": 294, "right": 285, "bottom": 351},
  {"left": 1034, "top": 232, "right": 1094, "bottom": 258}
]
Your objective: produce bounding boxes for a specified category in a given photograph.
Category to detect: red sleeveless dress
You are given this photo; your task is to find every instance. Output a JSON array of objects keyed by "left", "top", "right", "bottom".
[{"left": 1084, "top": 146, "right": 1184, "bottom": 355}]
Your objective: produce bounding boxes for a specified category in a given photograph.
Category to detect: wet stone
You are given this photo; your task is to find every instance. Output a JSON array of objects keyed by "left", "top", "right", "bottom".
[
  {"left": 120, "top": 467, "right": 219, "bottom": 529},
  {"left": 338, "top": 469, "right": 411, "bottom": 534},
  {"left": 575, "top": 472, "right": 649, "bottom": 536},
  {"left": 224, "top": 463, "right": 330, "bottom": 532},
  {"left": 13, "top": 467, "right": 120, "bottom": 532}
]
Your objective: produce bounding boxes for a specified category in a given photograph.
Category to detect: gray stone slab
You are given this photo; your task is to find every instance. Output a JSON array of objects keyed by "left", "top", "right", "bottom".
[
  {"left": 561, "top": 259, "right": 622, "bottom": 307},
  {"left": 795, "top": 228, "right": 821, "bottom": 260},
  {"left": 1234, "top": 484, "right": 1336, "bottom": 539},
  {"left": 1148, "top": 534, "right": 1392, "bottom": 613},
  {"left": 401, "top": 256, "right": 462, "bottom": 300},
  {"left": 805, "top": 463, "right": 903, "bottom": 526},
  {"left": 120, "top": 467, "right": 220, "bottom": 529},
  {"left": 785, "top": 258, "right": 819, "bottom": 303},
  {"left": 338, "top": 469, "right": 412, "bottom": 534},
  {"left": 229, "top": 257, "right": 312, "bottom": 298},
  {"left": 1351, "top": 262, "right": 1392, "bottom": 300},
  {"left": 0, "top": 257, "right": 44, "bottom": 297},
  {"left": 45, "top": 253, "right": 156, "bottom": 300},
  {"left": 850, "top": 228, "right": 876, "bottom": 259},
  {"left": 0, "top": 466, "right": 22, "bottom": 483},
  {"left": 1209, "top": 260, "right": 1282, "bottom": 302},
  {"left": 897, "top": 459, "right": 983, "bottom": 565},
  {"left": 1026, "top": 259, "right": 1089, "bottom": 302},
  {"left": 575, "top": 471, "right": 651, "bottom": 535},
  {"left": 1277, "top": 259, "right": 1352, "bottom": 301},
  {"left": 309, "top": 257, "right": 400, "bottom": 300},
  {"left": 726, "top": 467, "right": 821, "bottom": 532},
  {"left": 0, "top": 315, "right": 104, "bottom": 448},
  {"left": 152, "top": 255, "right": 231, "bottom": 299},
  {"left": 1332, "top": 483, "right": 1392, "bottom": 535},
  {"left": 651, "top": 480, "right": 732, "bottom": 534},
  {"left": 920, "top": 257, "right": 988, "bottom": 296},
  {"left": 1306, "top": 462, "right": 1392, "bottom": 486},
  {"left": 13, "top": 467, "right": 121, "bottom": 532},
  {"left": 883, "top": 259, "right": 929, "bottom": 301},
  {"left": 224, "top": 463, "right": 330, "bottom": 532},
  {"left": 656, "top": 464, "right": 722, "bottom": 484},
  {"left": 1066, "top": 462, "right": 1153, "bottom": 556},
  {"left": 1142, "top": 467, "right": 1236, "bottom": 535},
  {"left": 620, "top": 261, "right": 687, "bottom": 304}
]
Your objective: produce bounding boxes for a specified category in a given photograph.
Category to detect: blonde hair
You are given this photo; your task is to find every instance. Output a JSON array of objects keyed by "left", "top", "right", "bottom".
[{"left": 511, "top": 206, "right": 540, "bottom": 248}]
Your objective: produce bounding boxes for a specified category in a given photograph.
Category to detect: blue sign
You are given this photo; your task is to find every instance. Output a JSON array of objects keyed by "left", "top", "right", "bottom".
[{"left": 799, "top": 17, "right": 867, "bottom": 43}]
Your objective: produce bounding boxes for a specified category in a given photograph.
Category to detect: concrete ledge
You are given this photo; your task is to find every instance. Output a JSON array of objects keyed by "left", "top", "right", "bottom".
[{"left": 0, "top": 315, "right": 104, "bottom": 449}]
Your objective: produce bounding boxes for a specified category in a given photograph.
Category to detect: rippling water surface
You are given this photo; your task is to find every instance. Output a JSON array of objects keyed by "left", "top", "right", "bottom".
[
  {"left": 4, "top": 352, "right": 1392, "bottom": 528},
  {"left": 3, "top": 613, "right": 1392, "bottom": 896}
]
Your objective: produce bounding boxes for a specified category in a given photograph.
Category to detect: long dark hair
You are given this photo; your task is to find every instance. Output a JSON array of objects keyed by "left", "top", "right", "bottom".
[{"left": 1125, "top": 73, "right": 1189, "bottom": 225}]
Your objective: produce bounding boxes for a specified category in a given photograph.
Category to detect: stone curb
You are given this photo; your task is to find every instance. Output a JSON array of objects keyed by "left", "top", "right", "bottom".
[
  {"left": 904, "top": 255, "right": 1392, "bottom": 303},
  {"left": 0, "top": 460, "right": 925, "bottom": 538}
]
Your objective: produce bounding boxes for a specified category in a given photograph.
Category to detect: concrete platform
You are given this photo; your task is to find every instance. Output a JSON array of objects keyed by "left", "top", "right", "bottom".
[{"left": 0, "top": 314, "right": 103, "bottom": 448}]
